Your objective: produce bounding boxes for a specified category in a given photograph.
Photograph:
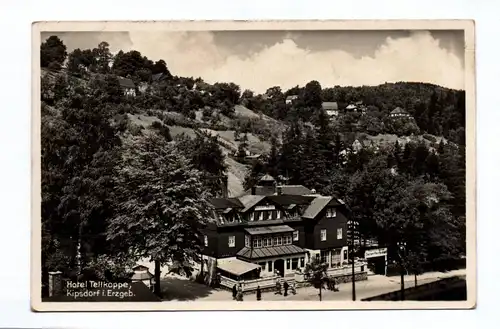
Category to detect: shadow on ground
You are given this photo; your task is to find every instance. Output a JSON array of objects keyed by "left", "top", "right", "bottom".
[{"left": 160, "top": 276, "right": 221, "bottom": 301}]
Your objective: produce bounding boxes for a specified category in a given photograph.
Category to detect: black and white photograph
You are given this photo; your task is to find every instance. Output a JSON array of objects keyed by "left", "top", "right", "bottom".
[{"left": 32, "top": 20, "right": 475, "bottom": 311}]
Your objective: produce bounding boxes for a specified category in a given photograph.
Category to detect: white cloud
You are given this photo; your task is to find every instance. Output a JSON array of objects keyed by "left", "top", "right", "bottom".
[{"left": 123, "top": 30, "right": 463, "bottom": 93}]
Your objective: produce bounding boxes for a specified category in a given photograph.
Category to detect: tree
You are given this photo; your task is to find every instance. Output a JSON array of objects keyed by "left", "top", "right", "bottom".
[
  {"left": 92, "top": 41, "right": 113, "bottom": 74},
  {"left": 108, "top": 132, "right": 213, "bottom": 297},
  {"left": 67, "top": 48, "right": 95, "bottom": 76},
  {"left": 151, "top": 59, "right": 172, "bottom": 77},
  {"left": 302, "top": 80, "right": 322, "bottom": 109},
  {"left": 41, "top": 36, "right": 67, "bottom": 68},
  {"left": 304, "top": 258, "right": 329, "bottom": 301}
]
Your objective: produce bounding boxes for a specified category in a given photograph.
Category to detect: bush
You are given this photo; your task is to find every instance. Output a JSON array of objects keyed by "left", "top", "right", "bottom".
[{"left": 423, "top": 134, "right": 437, "bottom": 143}]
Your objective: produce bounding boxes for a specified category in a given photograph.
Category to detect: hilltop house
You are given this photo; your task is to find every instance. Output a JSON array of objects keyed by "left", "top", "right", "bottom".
[
  {"left": 345, "top": 101, "right": 367, "bottom": 114},
  {"left": 117, "top": 77, "right": 136, "bottom": 97},
  {"left": 285, "top": 95, "right": 298, "bottom": 105},
  {"left": 322, "top": 102, "right": 339, "bottom": 117},
  {"left": 200, "top": 175, "right": 367, "bottom": 292},
  {"left": 390, "top": 107, "right": 412, "bottom": 119}
]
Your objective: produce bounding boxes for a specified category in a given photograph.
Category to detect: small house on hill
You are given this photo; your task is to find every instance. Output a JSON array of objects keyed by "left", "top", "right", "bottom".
[
  {"left": 390, "top": 107, "right": 412, "bottom": 118},
  {"left": 322, "top": 102, "right": 339, "bottom": 117},
  {"left": 286, "top": 95, "right": 298, "bottom": 105},
  {"left": 117, "top": 77, "right": 136, "bottom": 97}
]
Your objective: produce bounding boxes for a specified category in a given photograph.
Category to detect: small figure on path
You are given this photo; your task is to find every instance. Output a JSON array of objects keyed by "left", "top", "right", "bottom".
[
  {"left": 283, "top": 280, "right": 289, "bottom": 297},
  {"left": 256, "top": 286, "right": 262, "bottom": 301},
  {"left": 275, "top": 279, "right": 282, "bottom": 295},
  {"left": 290, "top": 281, "right": 297, "bottom": 295},
  {"left": 236, "top": 284, "right": 244, "bottom": 301},
  {"left": 232, "top": 284, "right": 237, "bottom": 300}
]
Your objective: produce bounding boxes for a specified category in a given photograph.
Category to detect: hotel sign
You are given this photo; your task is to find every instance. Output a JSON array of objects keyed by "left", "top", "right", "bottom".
[{"left": 365, "top": 248, "right": 387, "bottom": 258}]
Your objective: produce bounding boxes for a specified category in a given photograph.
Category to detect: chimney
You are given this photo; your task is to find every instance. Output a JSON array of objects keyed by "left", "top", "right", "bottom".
[{"left": 251, "top": 186, "right": 256, "bottom": 195}]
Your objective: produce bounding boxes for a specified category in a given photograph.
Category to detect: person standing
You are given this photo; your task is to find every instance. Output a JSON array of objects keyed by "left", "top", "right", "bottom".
[
  {"left": 232, "top": 284, "right": 237, "bottom": 300},
  {"left": 256, "top": 286, "right": 262, "bottom": 301},
  {"left": 283, "top": 280, "right": 289, "bottom": 297},
  {"left": 275, "top": 279, "right": 282, "bottom": 295}
]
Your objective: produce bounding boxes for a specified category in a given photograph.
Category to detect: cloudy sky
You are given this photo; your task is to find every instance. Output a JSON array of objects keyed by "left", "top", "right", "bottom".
[{"left": 42, "top": 30, "right": 465, "bottom": 93}]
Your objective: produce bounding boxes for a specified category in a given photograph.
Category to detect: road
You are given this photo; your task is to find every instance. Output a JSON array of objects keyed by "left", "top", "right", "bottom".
[{"left": 183, "top": 269, "right": 466, "bottom": 302}]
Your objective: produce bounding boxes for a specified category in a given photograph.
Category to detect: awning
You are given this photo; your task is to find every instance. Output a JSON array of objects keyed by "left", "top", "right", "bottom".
[
  {"left": 244, "top": 225, "right": 294, "bottom": 235},
  {"left": 237, "top": 244, "right": 306, "bottom": 260},
  {"left": 217, "top": 259, "right": 261, "bottom": 276}
]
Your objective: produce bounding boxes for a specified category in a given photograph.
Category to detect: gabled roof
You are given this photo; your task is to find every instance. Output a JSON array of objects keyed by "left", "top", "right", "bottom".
[
  {"left": 238, "top": 195, "right": 266, "bottom": 212},
  {"left": 391, "top": 107, "right": 408, "bottom": 114},
  {"left": 259, "top": 174, "right": 276, "bottom": 182},
  {"left": 302, "top": 196, "right": 333, "bottom": 219},
  {"left": 117, "top": 76, "right": 135, "bottom": 89},
  {"left": 286, "top": 95, "right": 298, "bottom": 101},
  {"left": 209, "top": 198, "right": 243, "bottom": 209},
  {"left": 322, "top": 102, "right": 338, "bottom": 110},
  {"left": 268, "top": 194, "right": 315, "bottom": 206},
  {"left": 151, "top": 72, "right": 167, "bottom": 82}
]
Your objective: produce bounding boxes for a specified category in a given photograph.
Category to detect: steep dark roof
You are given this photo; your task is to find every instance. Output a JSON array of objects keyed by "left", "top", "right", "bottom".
[
  {"left": 117, "top": 76, "right": 135, "bottom": 89},
  {"left": 151, "top": 72, "right": 167, "bottom": 82},
  {"left": 238, "top": 195, "right": 266, "bottom": 212},
  {"left": 209, "top": 198, "right": 243, "bottom": 209},
  {"left": 267, "top": 194, "right": 315, "bottom": 206},
  {"left": 237, "top": 245, "right": 305, "bottom": 260},
  {"left": 302, "top": 196, "right": 333, "bottom": 219}
]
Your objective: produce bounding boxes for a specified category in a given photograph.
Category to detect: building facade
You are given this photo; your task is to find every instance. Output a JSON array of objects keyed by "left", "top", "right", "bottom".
[{"left": 201, "top": 175, "right": 350, "bottom": 281}]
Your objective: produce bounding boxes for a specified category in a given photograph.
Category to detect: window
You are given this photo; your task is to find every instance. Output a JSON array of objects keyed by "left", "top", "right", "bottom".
[
  {"left": 259, "top": 262, "right": 266, "bottom": 270},
  {"left": 326, "top": 208, "right": 337, "bottom": 218},
  {"left": 284, "top": 235, "right": 292, "bottom": 245},
  {"left": 263, "top": 211, "right": 270, "bottom": 221},
  {"left": 228, "top": 236, "right": 235, "bottom": 247},
  {"left": 293, "top": 230, "right": 299, "bottom": 241},
  {"left": 262, "top": 237, "right": 269, "bottom": 247},
  {"left": 256, "top": 238, "right": 262, "bottom": 248},
  {"left": 292, "top": 258, "right": 298, "bottom": 270},
  {"left": 277, "top": 210, "right": 281, "bottom": 219},
  {"left": 331, "top": 249, "right": 341, "bottom": 267},
  {"left": 277, "top": 236, "right": 283, "bottom": 246},
  {"left": 204, "top": 235, "right": 208, "bottom": 247},
  {"left": 315, "top": 253, "right": 320, "bottom": 261},
  {"left": 267, "top": 237, "right": 273, "bottom": 246},
  {"left": 343, "top": 249, "right": 348, "bottom": 261},
  {"left": 300, "top": 257, "right": 305, "bottom": 268},
  {"left": 337, "top": 228, "right": 343, "bottom": 240},
  {"left": 258, "top": 212, "right": 264, "bottom": 221},
  {"left": 320, "top": 250, "right": 328, "bottom": 264},
  {"left": 286, "top": 258, "right": 291, "bottom": 270},
  {"left": 273, "top": 236, "right": 279, "bottom": 246},
  {"left": 249, "top": 212, "right": 254, "bottom": 221},
  {"left": 320, "top": 229, "right": 327, "bottom": 241},
  {"left": 245, "top": 235, "right": 250, "bottom": 247},
  {"left": 268, "top": 261, "right": 273, "bottom": 272}
]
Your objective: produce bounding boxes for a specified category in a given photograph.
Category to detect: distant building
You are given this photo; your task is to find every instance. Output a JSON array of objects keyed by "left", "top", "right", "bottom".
[
  {"left": 117, "top": 77, "right": 136, "bottom": 97},
  {"left": 390, "top": 107, "right": 412, "bottom": 118},
  {"left": 322, "top": 102, "right": 339, "bottom": 117},
  {"left": 151, "top": 72, "right": 169, "bottom": 83},
  {"left": 286, "top": 95, "right": 298, "bottom": 105}
]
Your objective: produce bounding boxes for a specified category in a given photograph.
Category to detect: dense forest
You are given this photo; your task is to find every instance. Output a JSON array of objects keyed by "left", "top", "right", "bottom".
[{"left": 40, "top": 36, "right": 466, "bottom": 297}]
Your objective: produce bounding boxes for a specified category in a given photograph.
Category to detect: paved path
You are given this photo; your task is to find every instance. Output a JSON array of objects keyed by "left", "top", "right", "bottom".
[{"left": 170, "top": 269, "right": 466, "bottom": 302}]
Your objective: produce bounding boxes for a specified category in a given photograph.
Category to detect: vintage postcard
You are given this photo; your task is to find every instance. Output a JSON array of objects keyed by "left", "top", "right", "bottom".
[{"left": 31, "top": 20, "right": 476, "bottom": 312}]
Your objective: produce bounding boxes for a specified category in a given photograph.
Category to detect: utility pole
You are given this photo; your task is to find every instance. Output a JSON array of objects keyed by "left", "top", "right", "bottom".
[
  {"left": 397, "top": 241, "right": 406, "bottom": 301},
  {"left": 349, "top": 220, "right": 357, "bottom": 301}
]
